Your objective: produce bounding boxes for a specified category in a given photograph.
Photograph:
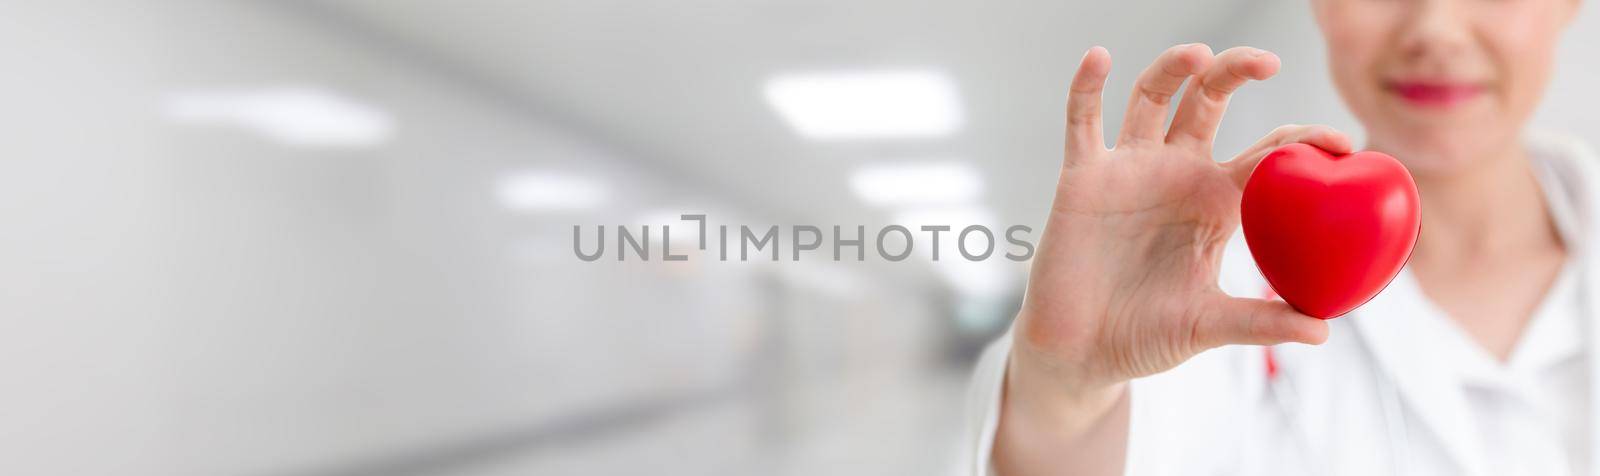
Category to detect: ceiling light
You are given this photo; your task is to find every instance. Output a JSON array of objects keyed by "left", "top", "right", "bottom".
[
  {"left": 164, "top": 86, "right": 393, "bottom": 148},
  {"left": 851, "top": 162, "right": 983, "bottom": 207},
  {"left": 890, "top": 206, "right": 998, "bottom": 232},
  {"left": 496, "top": 172, "right": 608, "bottom": 211},
  {"left": 764, "top": 70, "right": 962, "bottom": 139}
]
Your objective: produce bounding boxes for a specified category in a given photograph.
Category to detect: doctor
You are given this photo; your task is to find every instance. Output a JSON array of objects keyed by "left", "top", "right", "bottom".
[{"left": 967, "top": 0, "right": 1595, "bottom": 475}]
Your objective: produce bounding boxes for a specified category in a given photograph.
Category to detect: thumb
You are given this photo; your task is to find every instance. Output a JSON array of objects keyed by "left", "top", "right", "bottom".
[{"left": 1195, "top": 294, "right": 1330, "bottom": 348}]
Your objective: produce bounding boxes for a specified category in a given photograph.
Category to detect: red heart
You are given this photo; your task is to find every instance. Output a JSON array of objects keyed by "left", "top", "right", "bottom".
[{"left": 1240, "top": 143, "right": 1421, "bottom": 319}]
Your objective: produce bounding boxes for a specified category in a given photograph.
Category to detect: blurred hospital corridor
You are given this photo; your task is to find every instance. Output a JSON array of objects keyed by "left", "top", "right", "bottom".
[{"left": 6, "top": 1, "right": 1600, "bottom": 475}]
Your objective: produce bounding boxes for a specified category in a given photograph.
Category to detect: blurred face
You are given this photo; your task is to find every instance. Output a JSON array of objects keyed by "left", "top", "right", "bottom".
[{"left": 1314, "top": 0, "right": 1576, "bottom": 176}]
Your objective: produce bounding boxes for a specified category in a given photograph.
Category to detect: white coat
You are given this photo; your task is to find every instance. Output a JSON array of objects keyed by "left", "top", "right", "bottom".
[{"left": 965, "top": 131, "right": 1600, "bottom": 476}]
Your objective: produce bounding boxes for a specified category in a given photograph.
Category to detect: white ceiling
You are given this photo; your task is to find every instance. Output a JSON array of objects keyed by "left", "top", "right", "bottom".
[{"left": 296, "top": 0, "right": 1264, "bottom": 228}]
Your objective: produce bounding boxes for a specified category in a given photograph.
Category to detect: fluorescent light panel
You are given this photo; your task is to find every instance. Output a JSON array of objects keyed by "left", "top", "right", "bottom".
[
  {"left": 497, "top": 172, "right": 608, "bottom": 211},
  {"left": 165, "top": 86, "right": 393, "bottom": 148},
  {"left": 764, "top": 70, "right": 962, "bottom": 139},
  {"left": 851, "top": 162, "right": 983, "bottom": 207},
  {"left": 890, "top": 206, "right": 998, "bottom": 232}
]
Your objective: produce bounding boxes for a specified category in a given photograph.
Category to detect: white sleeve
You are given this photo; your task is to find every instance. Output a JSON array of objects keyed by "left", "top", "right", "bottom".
[
  {"left": 1124, "top": 344, "right": 1266, "bottom": 475},
  {"left": 962, "top": 328, "right": 1012, "bottom": 476}
]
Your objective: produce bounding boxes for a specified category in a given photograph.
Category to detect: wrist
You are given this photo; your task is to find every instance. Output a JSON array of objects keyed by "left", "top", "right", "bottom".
[
  {"left": 996, "top": 350, "right": 1133, "bottom": 476},
  {"left": 1004, "top": 346, "right": 1128, "bottom": 434}
]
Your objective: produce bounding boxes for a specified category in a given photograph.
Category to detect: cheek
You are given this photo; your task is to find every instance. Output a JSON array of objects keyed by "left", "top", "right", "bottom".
[
  {"left": 1492, "top": 47, "right": 1554, "bottom": 120},
  {"left": 1477, "top": 4, "right": 1564, "bottom": 117},
  {"left": 1321, "top": 10, "right": 1393, "bottom": 119}
]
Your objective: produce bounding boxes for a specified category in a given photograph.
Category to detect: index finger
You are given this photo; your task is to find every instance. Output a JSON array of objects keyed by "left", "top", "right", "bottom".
[
  {"left": 1064, "top": 46, "right": 1112, "bottom": 162},
  {"left": 1166, "top": 47, "right": 1280, "bottom": 149},
  {"left": 1115, "top": 43, "right": 1213, "bottom": 147}
]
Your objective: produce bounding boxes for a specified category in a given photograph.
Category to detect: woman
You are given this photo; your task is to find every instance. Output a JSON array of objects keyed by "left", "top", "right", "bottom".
[{"left": 967, "top": 0, "right": 1592, "bottom": 474}]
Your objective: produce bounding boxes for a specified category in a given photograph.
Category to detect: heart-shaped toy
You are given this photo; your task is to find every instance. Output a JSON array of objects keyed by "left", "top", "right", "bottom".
[{"left": 1240, "top": 143, "right": 1421, "bottom": 319}]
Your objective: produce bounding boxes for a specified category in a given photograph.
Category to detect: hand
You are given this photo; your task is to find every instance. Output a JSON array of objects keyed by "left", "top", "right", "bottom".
[{"left": 1009, "top": 44, "right": 1349, "bottom": 421}]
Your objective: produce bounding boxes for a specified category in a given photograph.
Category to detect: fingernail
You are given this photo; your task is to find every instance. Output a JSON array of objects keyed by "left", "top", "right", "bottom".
[{"left": 1248, "top": 48, "right": 1269, "bottom": 57}]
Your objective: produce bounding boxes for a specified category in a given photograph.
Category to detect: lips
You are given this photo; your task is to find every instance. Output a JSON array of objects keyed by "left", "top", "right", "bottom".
[{"left": 1387, "top": 81, "right": 1484, "bottom": 108}]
